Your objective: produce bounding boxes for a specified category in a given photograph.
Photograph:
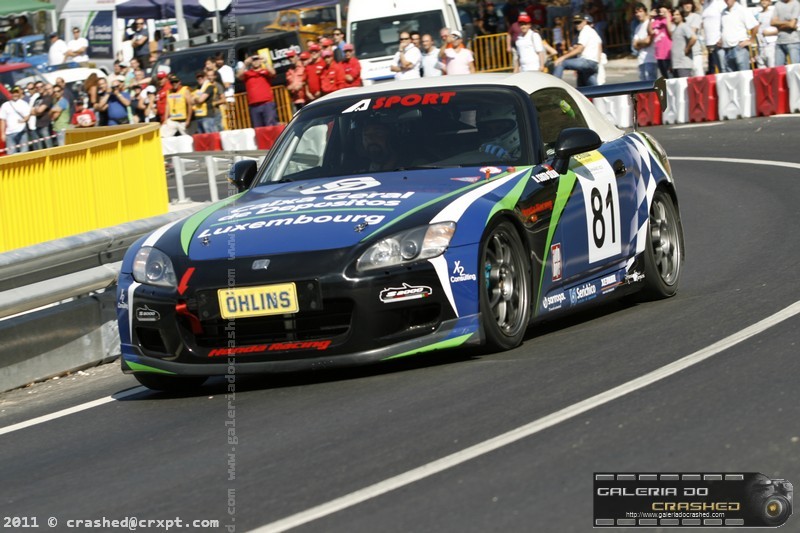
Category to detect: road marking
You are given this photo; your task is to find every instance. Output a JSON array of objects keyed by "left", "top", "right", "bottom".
[
  {"left": 251, "top": 300, "right": 800, "bottom": 533},
  {"left": 671, "top": 156, "right": 800, "bottom": 171},
  {"left": 668, "top": 123, "right": 722, "bottom": 129},
  {"left": 0, "top": 387, "right": 146, "bottom": 437}
]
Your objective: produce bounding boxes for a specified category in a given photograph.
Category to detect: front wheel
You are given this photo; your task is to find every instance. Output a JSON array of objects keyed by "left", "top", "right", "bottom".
[
  {"left": 479, "top": 220, "right": 531, "bottom": 351},
  {"left": 134, "top": 373, "right": 207, "bottom": 393},
  {"left": 640, "top": 189, "right": 683, "bottom": 299}
]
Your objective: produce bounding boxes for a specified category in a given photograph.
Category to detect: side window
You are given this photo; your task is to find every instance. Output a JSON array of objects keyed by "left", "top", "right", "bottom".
[{"left": 531, "top": 89, "right": 587, "bottom": 159}]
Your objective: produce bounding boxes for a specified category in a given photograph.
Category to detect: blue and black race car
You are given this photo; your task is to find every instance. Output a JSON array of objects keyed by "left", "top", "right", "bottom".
[{"left": 117, "top": 73, "right": 684, "bottom": 391}]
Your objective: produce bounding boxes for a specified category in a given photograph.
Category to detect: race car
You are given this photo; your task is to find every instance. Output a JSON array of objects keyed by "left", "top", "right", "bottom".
[{"left": 117, "top": 72, "right": 684, "bottom": 391}]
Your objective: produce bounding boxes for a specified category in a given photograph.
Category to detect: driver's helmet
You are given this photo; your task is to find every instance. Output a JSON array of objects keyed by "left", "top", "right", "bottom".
[{"left": 476, "top": 104, "right": 520, "bottom": 156}]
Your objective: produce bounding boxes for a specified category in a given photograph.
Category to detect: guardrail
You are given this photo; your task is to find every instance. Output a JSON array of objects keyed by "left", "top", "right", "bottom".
[{"left": 167, "top": 150, "right": 267, "bottom": 203}]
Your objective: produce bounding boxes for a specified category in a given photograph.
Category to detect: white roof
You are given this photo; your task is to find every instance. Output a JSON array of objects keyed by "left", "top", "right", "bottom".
[{"left": 313, "top": 72, "right": 623, "bottom": 142}]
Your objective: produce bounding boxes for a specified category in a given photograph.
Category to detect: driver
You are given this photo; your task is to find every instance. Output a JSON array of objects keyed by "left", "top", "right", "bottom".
[
  {"left": 477, "top": 105, "right": 521, "bottom": 162},
  {"left": 361, "top": 121, "right": 400, "bottom": 171}
]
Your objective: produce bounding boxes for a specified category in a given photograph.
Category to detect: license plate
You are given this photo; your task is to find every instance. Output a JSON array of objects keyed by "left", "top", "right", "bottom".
[{"left": 218, "top": 283, "right": 299, "bottom": 319}]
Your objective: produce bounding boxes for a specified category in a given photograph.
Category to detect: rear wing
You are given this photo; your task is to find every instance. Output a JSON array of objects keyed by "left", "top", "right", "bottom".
[{"left": 578, "top": 78, "right": 667, "bottom": 130}]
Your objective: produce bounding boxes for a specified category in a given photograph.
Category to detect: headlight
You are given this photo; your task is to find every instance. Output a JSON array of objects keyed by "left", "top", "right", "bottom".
[
  {"left": 356, "top": 222, "right": 456, "bottom": 272},
  {"left": 132, "top": 247, "right": 178, "bottom": 288}
]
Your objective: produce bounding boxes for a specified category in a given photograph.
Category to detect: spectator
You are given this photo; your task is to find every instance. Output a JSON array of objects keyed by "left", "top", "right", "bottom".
[
  {"left": 439, "top": 30, "right": 476, "bottom": 74},
  {"left": 50, "top": 85, "right": 71, "bottom": 145},
  {"left": 54, "top": 77, "right": 74, "bottom": 107},
  {"left": 756, "top": 0, "right": 778, "bottom": 67},
  {"left": 192, "top": 70, "right": 221, "bottom": 133},
  {"left": 48, "top": 32, "right": 68, "bottom": 67},
  {"left": 30, "top": 84, "right": 54, "bottom": 150},
  {"left": 319, "top": 37, "right": 336, "bottom": 64},
  {"left": 552, "top": 14, "right": 602, "bottom": 86},
  {"left": 205, "top": 70, "right": 225, "bottom": 131},
  {"left": 478, "top": 2, "right": 502, "bottom": 35},
  {"left": 680, "top": 0, "right": 705, "bottom": 76},
  {"left": 552, "top": 16, "right": 566, "bottom": 56},
  {"left": 285, "top": 50, "right": 307, "bottom": 110},
  {"left": 160, "top": 26, "right": 176, "bottom": 51},
  {"left": 392, "top": 31, "right": 423, "bottom": 79},
  {"left": 720, "top": 0, "right": 759, "bottom": 72},
  {"left": 214, "top": 53, "right": 236, "bottom": 104},
  {"left": 26, "top": 82, "right": 42, "bottom": 132},
  {"left": 772, "top": 0, "right": 800, "bottom": 66},
  {"left": 651, "top": 2, "right": 673, "bottom": 78},
  {"left": 420, "top": 34, "right": 444, "bottom": 77},
  {"left": 71, "top": 98, "right": 97, "bottom": 128},
  {"left": 92, "top": 77, "right": 109, "bottom": 126},
  {"left": 341, "top": 44, "right": 363, "bottom": 87},
  {"left": 161, "top": 74, "right": 193, "bottom": 136},
  {"left": 83, "top": 73, "right": 100, "bottom": 112},
  {"left": 702, "top": 0, "right": 727, "bottom": 73},
  {"left": 65, "top": 27, "right": 89, "bottom": 64},
  {"left": 237, "top": 54, "right": 278, "bottom": 127},
  {"left": 514, "top": 14, "right": 546, "bottom": 72},
  {"left": 440, "top": 27, "right": 451, "bottom": 47},
  {"left": 131, "top": 18, "right": 150, "bottom": 68},
  {"left": 632, "top": 3, "right": 657, "bottom": 81},
  {"left": 319, "top": 50, "right": 344, "bottom": 96},
  {"left": 332, "top": 27, "right": 347, "bottom": 61},
  {"left": 98, "top": 77, "right": 131, "bottom": 125},
  {"left": 410, "top": 31, "right": 422, "bottom": 51},
  {"left": 306, "top": 44, "right": 324, "bottom": 101},
  {"left": 153, "top": 72, "right": 172, "bottom": 123},
  {"left": 134, "top": 85, "right": 157, "bottom": 123},
  {"left": 671, "top": 7, "right": 700, "bottom": 77},
  {"left": 0, "top": 87, "right": 32, "bottom": 155},
  {"left": 23, "top": 82, "right": 35, "bottom": 102}
]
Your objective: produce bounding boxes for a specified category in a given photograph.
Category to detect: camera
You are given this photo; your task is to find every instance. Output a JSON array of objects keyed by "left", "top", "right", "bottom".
[{"left": 749, "top": 475, "right": 793, "bottom": 526}]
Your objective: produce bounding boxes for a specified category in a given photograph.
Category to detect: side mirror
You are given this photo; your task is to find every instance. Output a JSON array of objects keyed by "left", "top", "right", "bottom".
[
  {"left": 552, "top": 128, "right": 602, "bottom": 175},
  {"left": 228, "top": 160, "right": 257, "bottom": 192}
]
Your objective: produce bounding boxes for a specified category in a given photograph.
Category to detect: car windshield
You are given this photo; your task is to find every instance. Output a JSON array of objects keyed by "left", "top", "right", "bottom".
[
  {"left": 255, "top": 86, "right": 534, "bottom": 185},
  {"left": 3, "top": 42, "right": 23, "bottom": 57},
  {"left": 350, "top": 11, "right": 445, "bottom": 60}
]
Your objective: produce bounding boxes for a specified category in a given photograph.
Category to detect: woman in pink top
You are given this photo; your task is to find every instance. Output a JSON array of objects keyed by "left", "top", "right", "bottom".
[{"left": 651, "top": 1, "right": 673, "bottom": 78}]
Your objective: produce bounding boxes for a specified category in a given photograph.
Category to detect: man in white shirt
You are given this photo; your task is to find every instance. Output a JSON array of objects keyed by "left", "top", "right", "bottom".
[
  {"left": 48, "top": 32, "right": 68, "bottom": 66},
  {"left": 439, "top": 30, "right": 475, "bottom": 75},
  {"left": 632, "top": 3, "right": 657, "bottom": 81},
  {"left": 702, "top": 0, "right": 727, "bottom": 73},
  {"left": 514, "top": 13, "right": 546, "bottom": 72},
  {"left": 65, "top": 27, "right": 90, "bottom": 63},
  {"left": 552, "top": 14, "right": 603, "bottom": 87},
  {"left": 391, "top": 31, "right": 423, "bottom": 80},
  {"left": 420, "top": 34, "right": 444, "bottom": 77},
  {"left": 720, "top": 0, "right": 759, "bottom": 72},
  {"left": 0, "top": 87, "right": 32, "bottom": 155},
  {"left": 772, "top": 0, "right": 800, "bottom": 66}
]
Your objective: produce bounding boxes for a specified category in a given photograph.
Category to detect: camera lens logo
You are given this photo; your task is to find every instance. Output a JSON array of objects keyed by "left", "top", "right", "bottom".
[{"left": 749, "top": 475, "right": 793, "bottom": 526}]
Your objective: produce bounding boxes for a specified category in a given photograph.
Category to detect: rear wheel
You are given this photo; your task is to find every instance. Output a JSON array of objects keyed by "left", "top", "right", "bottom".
[
  {"left": 640, "top": 190, "right": 683, "bottom": 299},
  {"left": 134, "top": 373, "right": 207, "bottom": 393},
  {"left": 479, "top": 220, "right": 531, "bottom": 351}
]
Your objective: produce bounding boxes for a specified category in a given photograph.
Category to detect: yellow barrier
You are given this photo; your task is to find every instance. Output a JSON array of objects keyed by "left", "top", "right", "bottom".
[
  {"left": 223, "top": 86, "right": 293, "bottom": 130},
  {"left": 473, "top": 33, "right": 514, "bottom": 73},
  {"left": 0, "top": 123, "right": 168, "bottom": 253}
]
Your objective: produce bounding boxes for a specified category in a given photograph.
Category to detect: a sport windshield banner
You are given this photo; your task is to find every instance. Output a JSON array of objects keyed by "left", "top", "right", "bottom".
[{"left": 594, "top": 473, "right": 793, "bottom": 527}]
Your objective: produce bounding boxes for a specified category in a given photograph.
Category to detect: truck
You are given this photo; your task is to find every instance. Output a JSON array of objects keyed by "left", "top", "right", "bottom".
[{"left": 346, "top": 0, "right": 462, "bottom": 85}]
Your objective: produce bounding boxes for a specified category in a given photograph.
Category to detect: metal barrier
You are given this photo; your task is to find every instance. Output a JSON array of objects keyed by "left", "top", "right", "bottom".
[
  {"left": 168, "top": 150, "right": 267, "bottom": 203},
  {"left": 0, "top": 124, "right": 168, "bottom": 253},
  {"left": 474, "top": 33, "right": 513, "bottom": 73},
  {"left": 223, "top": 86, "right": 293, "bottom": 130}
]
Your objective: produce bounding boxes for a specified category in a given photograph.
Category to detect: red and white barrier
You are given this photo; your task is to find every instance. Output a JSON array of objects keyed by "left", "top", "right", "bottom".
[
  {"left": 160, "top": 125, "right": 285, "bottom": 155},
  {"left": 662, "top": 78, "right": 688, "bottom": 125},
  {"left": 785, "top": 64, "right": 800, "bottom": 113},
  {"left": 716, "top": 71, "right": 755, "bottom": 120}
]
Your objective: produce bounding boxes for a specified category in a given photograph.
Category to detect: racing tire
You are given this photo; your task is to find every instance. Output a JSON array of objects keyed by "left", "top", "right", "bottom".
[
  {"left": 134, "top": 373, "right": 207, "bottom": 393},
  {"left": 640, "top": 190, "right": 683, "bottom": 299},
  {"left": 479, "top": 220, "right": 531, "bottom": 351}
]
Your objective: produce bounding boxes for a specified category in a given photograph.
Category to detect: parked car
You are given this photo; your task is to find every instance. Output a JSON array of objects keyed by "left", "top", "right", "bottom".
[
  {"left": 0, "top": 62, "right": 47, "bottom": 100},
  {"left": 264, "top": 7, "right": 340, "bottom": 42},
  {"left": 0, "top": 34, "right": 48, "bottom": 71}
]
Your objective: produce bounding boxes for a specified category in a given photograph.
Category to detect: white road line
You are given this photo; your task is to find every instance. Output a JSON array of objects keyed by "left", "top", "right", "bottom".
[
  {"left": 671, "top": 156, "right": 800, "bottom": 171},
  {"left": 668, "top": 123, "right": 723, "bottom": 129},
  {"left": 0, "top": 387, "right": 146, "bottom": 437},
  {"left": 251, "top": 300, "right": 800, "bottom": 533}
]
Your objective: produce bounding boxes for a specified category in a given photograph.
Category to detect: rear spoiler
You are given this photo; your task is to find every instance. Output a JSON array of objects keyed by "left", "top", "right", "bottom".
[{"left": 578, "top": 78, "right": 667, "bottom": 130}]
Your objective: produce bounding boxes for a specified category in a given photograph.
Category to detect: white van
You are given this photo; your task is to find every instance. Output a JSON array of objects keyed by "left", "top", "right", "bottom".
[
  {"left": 58, "top": 0, "right": 127, "bottom": 73},
  {"left": 347, "top": 0, "right": 462, "bottom": 85}
]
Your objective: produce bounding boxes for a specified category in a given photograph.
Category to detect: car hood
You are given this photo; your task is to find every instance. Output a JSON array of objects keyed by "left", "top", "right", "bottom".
[{"left": 179, "top": 167, "right": 527, "bottom": 261}]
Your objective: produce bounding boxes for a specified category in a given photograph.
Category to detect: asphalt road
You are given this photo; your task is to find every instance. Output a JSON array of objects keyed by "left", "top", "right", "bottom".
[{"left": 2, "top": 115, "right": 799, "bottom": 533}]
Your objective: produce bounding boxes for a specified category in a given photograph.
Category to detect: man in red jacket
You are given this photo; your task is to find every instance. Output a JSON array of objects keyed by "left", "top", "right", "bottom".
[
  {"left": 340, "top": 44, "right": 362, "bottom": 88},
  {"left": 237, "top": 54, "right": 277, "bottom": 127},
  {"left": 305, "top": 44, "right": 323, "bottom": 102},
  {"left": 319, "top": 50, "right": 344, "bottom": 96},
  {"left": 285, "top": 50, "right": 307, "bottom": 111}
]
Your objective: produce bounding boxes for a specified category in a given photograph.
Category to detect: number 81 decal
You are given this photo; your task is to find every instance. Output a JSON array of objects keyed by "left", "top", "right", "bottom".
[{"left": 574, "top": 152, "right": 621, "bottom": 264}]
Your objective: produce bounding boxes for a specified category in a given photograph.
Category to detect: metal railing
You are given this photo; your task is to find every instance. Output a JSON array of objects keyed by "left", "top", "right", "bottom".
[
  {"left": 222, "top": 86, "right": 294, "bottom": 130},
  {"left": 168, "top": 150, "right": 267, "bottom": 203}
]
